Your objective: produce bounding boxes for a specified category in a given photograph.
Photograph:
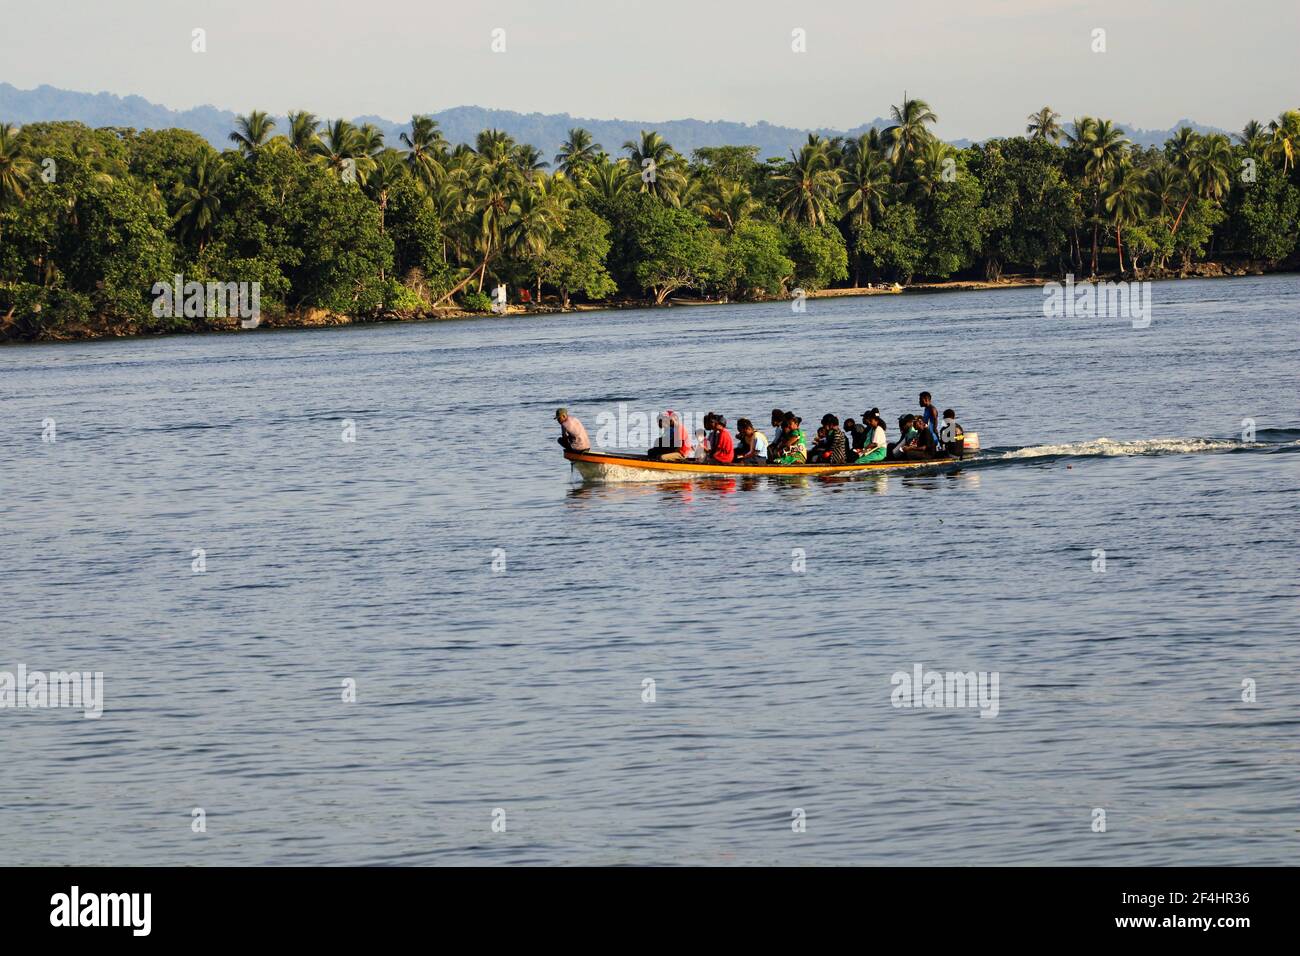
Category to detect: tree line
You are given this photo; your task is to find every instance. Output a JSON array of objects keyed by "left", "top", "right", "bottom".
[{"left": 1, "top": 98, "right": 1298, "bottom": 338}]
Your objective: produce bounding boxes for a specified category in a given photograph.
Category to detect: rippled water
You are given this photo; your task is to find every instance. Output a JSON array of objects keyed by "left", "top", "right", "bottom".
[{"left": 2, "top": 275, "right": 1298, "bottom": 865}]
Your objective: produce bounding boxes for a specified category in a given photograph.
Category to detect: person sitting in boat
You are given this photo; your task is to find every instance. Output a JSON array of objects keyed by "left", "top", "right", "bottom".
[
  {"left": 647, "top": 409, "right": 691, "bottom": 461},
  {"left": 808, "top": 425, "right": 827, "bottom": 460},
  {"left": 771, "top": 413, "right": 807, "bottom": 464},
  {"left": 769, "top": 408, "right": 786, "bottom": 449},
  {"left": 694, "top": 415, "right": 713, "bottom": 461},
  {"left": 811, "top": 414, "right": 848, "bottom": 464},
  {"left": 555, "top": 408, "right": 590, "bottom": 452},
  {"left": 890, "top": 415, "right": 920, "bottom": 458},
  {"left": 855, "top": 411, "right": 888, "bottom": 463},
  {"left": 893, "top": 413, "right": 947, "bottom": 461},
  {"left": 846, "top": 409, "right": 870, "bottom": 456},
  {"left": 733, "top": 418, "right": 769, "bottom": 464},
  {"left": 707, "top": 414, "right": 735, "bottom": 464},
  {"left": 940, "top": 408, "right": 965, "bottom": 457}
]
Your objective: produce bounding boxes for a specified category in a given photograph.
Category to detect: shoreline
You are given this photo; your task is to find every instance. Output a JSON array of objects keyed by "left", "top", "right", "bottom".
[{"left": 4, "top": 263, "right": 1295, "bottom": 344}]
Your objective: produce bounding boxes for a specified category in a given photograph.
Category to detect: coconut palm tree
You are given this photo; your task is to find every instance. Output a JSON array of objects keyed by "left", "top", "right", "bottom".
[
  {"left": 0, "top": 122, "right": 35, "bottom": 209},
  {"left": 0, "top": 122, "right": 34, "bottom": 260},
  {"left": 312, "top": 119, "right": 371, "bottom": 181},
  {"left": 1168, "top": 133, "right": 1232, "bottom": 237},
  {"left": 912, "top": 139, "right": 956, "bottom": 196},
  {"left": 884, "top": 96, "right": 938, "bottom": 170},
  {"left": 1103, "top": 162, "right": 1149, "bottom": 274},
  {"left": 357, "top": 124, "right": 386, "bottom": 159},
  {"left": 1069, "top": 117, "right": 1129, "bottom": 273},
  {"left": 363, "top": 150, "right": 407, "bottom": 234},
  {"left": 513, "top": 143, "right": 549, "bottom": 178},
  {"left": 622, "top": 130, "right": 685, "bottom": 204},
  {"left": 839, "top": 135, "right": 893, "bottom": 228},
  {"left": 1027, "top": 107, "right": 1063, "bottom": 142},
  {"left": 1267, "top": 109, "right": 1300, "bottom": 173},
  {"left": 287, "top": 111, "right": 320, "bottom": 155},
  {"left": 554, "top": 128, "right": 602, "bottom": 178},
  {"left": 773, "top": 141, "right": 841, "bottom": 226},
  {"left": 1236, "top": 119, "right": 1268, "bottom": 153},
  {"left": 400, "top": 115, "right": 447, "bottom": 188},
  {"left": 475, "top": 129, "right": 517, "bottom": 168},
  {"left": 699, "top": 178, "right": 759, "bottom": 235},
  {"left": 173, "top": 151, "right": 228, "bottom": 252},
  {"left": 229, "top": 110, "right": 276, "bottom": 157},
  {"left": 584, "top": 158, "right": 635, "bottom": 202}
]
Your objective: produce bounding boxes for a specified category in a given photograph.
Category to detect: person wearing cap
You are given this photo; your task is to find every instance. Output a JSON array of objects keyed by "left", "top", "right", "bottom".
[
  {"left": 707, "top": 414, "right": 735, "bottom": 464},
  {"left": 555, "top": 408, "right": 590, "bottom": 452}
]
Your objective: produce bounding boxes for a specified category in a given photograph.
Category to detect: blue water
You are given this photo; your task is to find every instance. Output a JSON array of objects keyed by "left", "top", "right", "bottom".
[{"left": 2, "top": 275, "right": 1297, "bottom": 865}]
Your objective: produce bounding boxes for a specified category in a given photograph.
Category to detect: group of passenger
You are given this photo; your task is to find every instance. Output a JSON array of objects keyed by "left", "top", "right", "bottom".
[{"left": 554, "top": 392, "right": 966, "bottom": 465}]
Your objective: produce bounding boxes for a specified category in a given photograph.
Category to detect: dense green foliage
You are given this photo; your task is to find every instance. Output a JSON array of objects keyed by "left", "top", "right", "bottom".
[{"left": 1, "top": 100, "right": 1298, "bottom": 338}]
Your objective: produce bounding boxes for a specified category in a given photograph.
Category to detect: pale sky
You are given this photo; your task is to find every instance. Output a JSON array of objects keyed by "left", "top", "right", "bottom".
[{"left": 4, "top": 0, "right": 1297, "bottom": 139}]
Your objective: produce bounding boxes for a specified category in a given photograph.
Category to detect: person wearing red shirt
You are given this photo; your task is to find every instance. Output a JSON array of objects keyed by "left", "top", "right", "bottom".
[{"left": 708, "top": 415, "right": 735, "bottom": 464}]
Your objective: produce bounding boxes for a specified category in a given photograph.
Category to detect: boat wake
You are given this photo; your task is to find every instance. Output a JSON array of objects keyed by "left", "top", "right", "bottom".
[{"left": 984, "top": 428, "right": 1300, "bottom": 464}]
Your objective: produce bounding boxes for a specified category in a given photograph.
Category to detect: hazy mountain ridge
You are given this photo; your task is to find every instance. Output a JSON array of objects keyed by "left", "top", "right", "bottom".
[{"left": 0, "top": 82, "right": 1231, "bottom": 159}]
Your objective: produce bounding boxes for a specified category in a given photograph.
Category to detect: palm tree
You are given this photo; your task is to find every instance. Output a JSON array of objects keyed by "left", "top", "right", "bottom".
[
  {"left": 912, "top": 139, "right": 956, "bottom": 196},
  {"left": 173, "top": 151, "right": 228, "bottom": 251},
  {"left": 0, "top": 122, "right": 34, "bottom": 262},
  {"left": 357, "top": 124, "right": 386, "bottom": 159},
  {"left": 475, "top": 129, "right": 517, "bottom": 167},
  {"left": 1103, "top": 162, "right": 1149, "bottom": 274},
  {"left": 1267, "top": 109, "right": 1300, "bottom": 173},
  {"left": 1070, "top": 117, "right": 1129, "bottom": 273},
  {"left": 229, "top": 110, "right": 276, "bottom": 157},
  {"left": 584, "top": 158, "right": 635, "bottom": 202},
  {"left": 1169, "top": 133, "right": 1232, "bottom": 237},
  {"left": 699, "top": 178, "right": 759, "bottom": 235},
  {"left": 622, "top": 131, "right": 685, "bottom": 204},
  {"left": 400, "top": 115, "right": 447, "bottom": 187},
  {"left": 554, "top": 128, "right": 601, "bottom": 178},
  {"left": 840, "top": 135, "right": 893, "bottom": 227},
  {"left": 1236, "top": 119, "right": 1268, "bottom": 153},
  {"left": 1027, "top": 107, "right": 1063, "bottom": 143},
  {"left": 0, "top": 122, "right": 34, "bottom": 208},
  {"left": 884, "top": 96, "right": 937, "bottom": 170},
  {"left": 514, "top": 143, "right": 549, "bottom": 177},
  {"left": 287, "top": 111, "right": 320, "bottom": 155},
  {"left": 363, "top": 151, "right": 407, "bottom": 234},
  {"left": 311, "top": 119, "right": 370, "bottom": 181},
  {"left": 773, "top": 141, "right": 841, "bottom": 226}
]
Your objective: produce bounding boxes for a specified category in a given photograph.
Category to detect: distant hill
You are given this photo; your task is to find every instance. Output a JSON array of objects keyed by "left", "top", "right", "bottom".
[{"left": 0, "top": 82, "right": 1231, "bottom": 160}]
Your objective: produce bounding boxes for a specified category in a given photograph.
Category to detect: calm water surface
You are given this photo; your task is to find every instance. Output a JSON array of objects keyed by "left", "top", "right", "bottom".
[{"left": 2, "top": 276, "right": 1298, "bottom": 865}]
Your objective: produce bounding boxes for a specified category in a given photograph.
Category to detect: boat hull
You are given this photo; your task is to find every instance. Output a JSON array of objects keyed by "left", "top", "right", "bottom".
[{"left": 564, "top": 449, "right": 969, "bottom": 482}]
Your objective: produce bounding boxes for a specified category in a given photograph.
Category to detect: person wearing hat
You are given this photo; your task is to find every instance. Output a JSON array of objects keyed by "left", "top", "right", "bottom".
[{"left": 554, "top": 408, "right": 590, "bottom": 452}]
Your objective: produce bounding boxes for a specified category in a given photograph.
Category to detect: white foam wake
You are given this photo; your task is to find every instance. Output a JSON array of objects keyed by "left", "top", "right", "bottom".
[{"left": 993, "top": 436, "right": 1256, "bottom": 460}]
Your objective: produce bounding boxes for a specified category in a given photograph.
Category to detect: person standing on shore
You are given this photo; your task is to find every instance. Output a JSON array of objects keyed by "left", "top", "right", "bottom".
[{"left": 555, "top": 408, "right": 591, "bottom": 452}]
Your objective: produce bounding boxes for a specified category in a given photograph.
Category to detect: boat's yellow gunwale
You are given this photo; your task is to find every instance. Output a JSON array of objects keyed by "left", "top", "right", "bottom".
[{"left": 563, "top": 449, "right": 956, "bottom": 476}]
